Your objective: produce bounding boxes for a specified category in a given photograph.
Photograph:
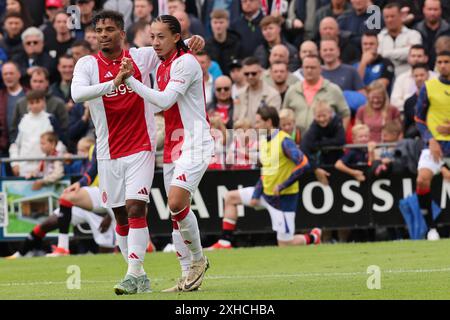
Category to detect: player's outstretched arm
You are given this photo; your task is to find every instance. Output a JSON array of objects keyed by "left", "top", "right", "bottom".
[{"left": 71, "top": 57, "right": 118, "bottom": 103}]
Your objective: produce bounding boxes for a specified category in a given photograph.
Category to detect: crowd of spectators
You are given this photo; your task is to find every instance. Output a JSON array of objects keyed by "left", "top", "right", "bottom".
[{"left": 0, "top": 1, "right": 449, "bottom": 241}]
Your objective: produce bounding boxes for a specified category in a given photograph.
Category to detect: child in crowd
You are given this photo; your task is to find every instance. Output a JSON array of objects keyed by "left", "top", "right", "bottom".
[
  {"left": 26, "top": 132, "right": 64, "bottom": 191},
  {"left": 226, "top": 119, "right": 258, "bottom": 170},
  {"left": 63, "top": 136, "right": 96, "bottom": 175},
  {"left": 9, "top": 90, "right": 62, "bottom": 177},
  {"left": 335, "top": 124, "right": 371, "bottom": 182},
  {"left": 279, "top": 108, "right": 301, "bottom": 145},
  {"left": 208, "top": 113, "right": 227, "bottom": 170}
]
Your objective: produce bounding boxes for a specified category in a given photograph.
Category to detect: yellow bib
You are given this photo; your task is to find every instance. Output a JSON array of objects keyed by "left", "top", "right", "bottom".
[
  {"left": 260, "top": 130, "right": 299, "bottom": 196},
  {"left": 426, "top": 78, "right": 450, "bottom": 141}
]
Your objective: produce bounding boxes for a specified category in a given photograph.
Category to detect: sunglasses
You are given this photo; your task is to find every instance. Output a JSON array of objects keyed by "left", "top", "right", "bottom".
[
  {"left": 25, "top": 41, "right": 40, "bottom": 46},
  {"left": 216, "top": 87, "right": 230, "bottom": 92},
  {"left": 244, "top": 72, "right": 258, "bottom": 77}
]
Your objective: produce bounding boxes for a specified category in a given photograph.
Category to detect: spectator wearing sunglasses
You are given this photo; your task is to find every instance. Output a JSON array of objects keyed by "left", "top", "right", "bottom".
[
  {"left": 207, "top": 76, "right": 235, "bottom": 129},
  {"left": 233, "top": 57, "right": 282, "bottom": 127},
  {"left": 12, "top": 27, "right": 57, "bottom": 85}
]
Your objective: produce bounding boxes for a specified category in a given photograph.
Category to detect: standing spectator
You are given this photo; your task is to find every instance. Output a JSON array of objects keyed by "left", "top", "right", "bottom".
[
  {"left": 414, "top": 0, "right": 449, "bottom": 70},
  {"left": 262, "top": 44, "right": 300, "bottom": 87},
  {"left": 207, "top": 75, "right": 234, "bottom": 129},
  {"left": 9, "top": 90, "right": 61, "bottom": 177},
  {"left": 69, "top": 40, "right": 92, "bottom": 63},
  {"left": 10, "top": 67, "right": 68, "bottom": 143},
  {"left": 354, "top": 31, "right": 395, "bottom": 90},
  {"left": 230, "top": 0, "right": 264, "bottom": 58},
  {"left": 45, "top": 11, "right": 74, "bottom": 60},
  {"left": 403, "top": 63, "right": 430, "bottom": 139},
  {"left": 228, "top": 59, "right": 246, "bottom": 99},
  {"left": 355, "top": 80, "right": 401, "bottom": 142},
  {"left": 283, "top": 54, "right": 351, "bottom": 135},
  {"left": 0, "top": 12, "right": 24, "bottom": 59},
  {"left": 0, "top": 61, "right": 25, "bottom": 156},
  {"left": 320, "top": 38, "right": 365, "bottom": 92},
  {"left": 293, "top": 40, "right": 318, "bottom": 81},
  {"left": 233, "top": 57, "right": 282, "bottom": 126},
  {"left": 337, "top": 0, "right": 373, "bottom": 50},
  {"left": 267, "top": 62, "right": 295, "bottom": 103},
  {"left": 390, "top": 45, "right": 438, "bottom": 111},
  {"left": 126, "top": 0, "right": 154, "bottom": 43},
  {"left": 168, "top": 0, "right": 205, "bottom": 37},
  {"left": 254, "top": 15, "right": 300, "bottom": 72},
  {"left": 49, "top": 54, "right": 74, "bottom": 104},
  {"left": 317, "top": 16, "right": 360, "bottom": 64},
  {"left": 204, "top": 9, "right": 242, "bottom": 76},
  {"left": 40, "top": 0, "right": 64, "bottom": 48},
  {"left": 129, "top": 20, "right": 152, "bottom": 48},
  {"left": 378, "top": 2, "right": 423, "bottom": 77},
  {"left": 301, "top": 99, "right": 346, "bottom": 173},
  {"left": 84, "top": 26, "right": 98, "bottom": 52},
  {"left": 314, "top": 0, "right": 351, "bottom": 39},
  {"left": 285, "top": 0, "right": 319, "bottom": 43},
  {"left": 172, "top": 10, "right": 193, "bottom": 40},
  {"left": 103, "top": 0, "right": 133, "bottom": 32},
  {"left": 195, "top": 50, "right": 215, "bottom": 105},
  {"left": 12, "top": 27, "right": 57, "bottom": 84}
]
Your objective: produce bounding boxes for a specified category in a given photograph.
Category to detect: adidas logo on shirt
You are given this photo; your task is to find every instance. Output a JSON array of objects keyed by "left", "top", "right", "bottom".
[{"left": 104, "top": 71, "right": 114, "bottom": 78}]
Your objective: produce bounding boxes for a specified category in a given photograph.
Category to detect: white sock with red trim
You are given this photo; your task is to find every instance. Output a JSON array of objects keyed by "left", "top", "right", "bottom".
[
  {"left": 127, "top": 217, "right": 149, "bottom": 277},
  {"left": 173, "top": 208, "right": 203, "bottom": 262},
  {"left": 115, "top": 223, "right": 129, "bottom": 263},
  {"left": 171, "top": 220, "right": 191, "bottom": 277}
]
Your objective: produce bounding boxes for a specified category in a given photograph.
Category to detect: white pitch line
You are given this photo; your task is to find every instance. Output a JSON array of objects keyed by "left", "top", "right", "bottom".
[{"left": 1, "top": 267, "right": 450, "bottom": 288}]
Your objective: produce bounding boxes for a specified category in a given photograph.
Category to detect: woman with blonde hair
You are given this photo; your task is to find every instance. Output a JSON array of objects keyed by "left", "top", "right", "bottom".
[{"left": 355, "top": 80, "right": 401, "bottom": 142}]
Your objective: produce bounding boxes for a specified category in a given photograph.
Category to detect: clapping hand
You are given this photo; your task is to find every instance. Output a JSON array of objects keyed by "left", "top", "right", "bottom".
[{"left": 113, "top": 58, "right": 134, "bottom": 87}]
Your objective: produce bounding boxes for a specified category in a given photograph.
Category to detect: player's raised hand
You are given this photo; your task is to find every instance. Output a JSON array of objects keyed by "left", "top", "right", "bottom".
[{"left": 188, "top": 35, "right": 205, "bottom": 53}]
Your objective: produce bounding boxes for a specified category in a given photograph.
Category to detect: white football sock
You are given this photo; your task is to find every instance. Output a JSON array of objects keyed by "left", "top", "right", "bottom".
[
  {"left": 57, "top": 234, "right": 69, "bottom": 251},
  {"left": 172, "top": 228, "right": 191, "bottom": 277},
  {"left": 177, "top": 210, "right": 203, "bottom": 262},
  {"left": 115, "top": 233, "right": 128, "bottom": 263},
  {"left": 127, "top": 226, "right": 149, "bottom": 277}
]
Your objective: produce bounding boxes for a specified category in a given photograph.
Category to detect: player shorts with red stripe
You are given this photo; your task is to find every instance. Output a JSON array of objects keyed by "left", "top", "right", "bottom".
[{"left": 98, "top": 150, "right": 155, "bottom": 208}]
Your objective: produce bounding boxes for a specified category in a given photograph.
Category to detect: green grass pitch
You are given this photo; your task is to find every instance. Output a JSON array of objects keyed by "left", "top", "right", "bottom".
[{"left": 1, "top": 239, "right": 449, "bottom": 300}]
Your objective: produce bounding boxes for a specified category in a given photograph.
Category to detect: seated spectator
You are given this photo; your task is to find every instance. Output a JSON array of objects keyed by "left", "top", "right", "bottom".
[
  {"left": 73, "top": 0, "right": 96, "bottom": 40},
  {"left": 201, "top": 0, "right": 241, "bottom": 39},
  {"left": 279, "top": 108, "right": 301, "bottom": 146},
  {"left": 301, "top": 99, "right": 346, "bottom": 169},
  {"left": 40, "top": 0, "right": 64, "bottom": 45},
  {"left": 63, "top": 136, "right": 95, "bottom": 175},
  {"left": 254, "top": 15, "right": 300, "bottom": 72},
  {"left": 267, "top": 62, "right": 296, "bottom": 104},
  {"left": 378, "top": 2, "right": 423, "bottom": 77},
  {"left": 262, "top": 45, "right": 300, "bottom": 89},
  {"left": 316, "top": 16, "right": 361, "bottom": 65},
  {"left": 335, "top": 123, "right": 371, "bottom": 182},
  {"left": 313, "top": 0, "right": 351, "bottom": 39},
  {"left": 293, "top": 40, "right": 319, "bottom": 81},
  {"left": 391, "top": 45, "right": 438, "bottom": 111},
  {"left": 168, "top": 0, "right": 205, "bottom": 37},
  {"left": 207, "top": 76, "right": 234, "bottom": 129},
  {"left": 10, "top": 67, "right": 68, "bottom": 144},
  {"left": 195, "top": 50, "right": 217, "bottom": 105},
  {"left": 283, "top": 54, "right": 351, "bottom": 135},
  {"left": 9, "top": 90, "right": 62, "bottom": 177},
  {"left": 70, "top": 40, "right": 92, "bottom": 63},
  {"left": 285, "top": 0, "right": 319, "bottom": 43},
  {"left": 0, "top": 12, "right": 25, "bottom": 59},
  {"left": 128, "top": 20, "right": 151, "bottom": 49},
  {"left": 68, "top": 101, "right": 95, "bottom": 154},
  {"left": 233, "top": 57, "right": 282, "bottom": 126},
  {"left": 25, "top": 131, "right": 64, "bottom": 191},
  {"left": 226, "top": 119, "right": 257, "bottom": 170},
  {"left": 368, "top": 120, "right": 404, "bottom": 177},
  {"left": 49, "top": 54, "right": 75, "bottom": 104},
  {"left": 403, "top": 63, "right": 430, "bottom": 139},
  {"left": 230, "top": 0, "right": 265, "bottom": 58},
  {"left": 337, "top": 0, "right": 373, "bottom": 50},
  {"left": 208, "top": 113, "right": 227, "bottom": 170},
  {"left": 126, "top": 0, "right": 153, "bottom": 42},
  {"left": 354, "top": 31, "right": 395, "bottom": 91},
  {"left": 0, "top": 61, "right": 25, "bottom": 157},
  {"left": 12, "top": 26, "right": 57, "bottom": 84},
  {"left": 44, "top": 11, "right": 74, "bottom": 61},
  {"left": 3, "top": 0, "right": 33, "bottom": 28},
  {"left": 172, "top": 10, "right": 195, "bottom": 40},
  {"left": 355, "top": 80, "right": 401, "bottom": 142},
  {"left": 413, "top": 0, "right": 449, "bottom": 70},
  {"left": 320, "top": 38, "right": 365, "bottom": 93},
  {"left": 204, "top": 9, "right": 242, "bottom": 76},
  {"left": 84, "top": 26, "right": 98, "bottom": 52},
  {"left": 228, "top": 59, "right": 247, "bottom": 99}
]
